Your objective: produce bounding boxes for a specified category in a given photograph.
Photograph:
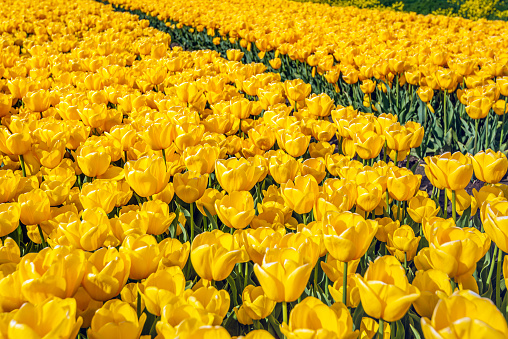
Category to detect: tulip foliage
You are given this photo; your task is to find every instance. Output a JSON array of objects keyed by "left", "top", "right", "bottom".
[{"left": 2, "top": 0, "right": 508, "bottom": 339}]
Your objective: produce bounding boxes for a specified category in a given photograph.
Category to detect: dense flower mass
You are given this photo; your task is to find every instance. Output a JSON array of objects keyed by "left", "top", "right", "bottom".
[{"left": 0, "top": 0, "right": 508, "bottom": 338}]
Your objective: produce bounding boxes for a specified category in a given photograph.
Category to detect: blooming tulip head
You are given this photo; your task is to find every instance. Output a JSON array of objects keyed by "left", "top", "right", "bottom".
[
  {"left": 472, "top": 149, "right": 508, "bottom": 184},
  {"left": 215, "top": 191, "right": 256, "bottom": 230},
  {"left": 124, "top": 154, "right": 170, "bottom": 198},
  {"left": 173, "top": 170, "right": 209, "bottom": 204}
]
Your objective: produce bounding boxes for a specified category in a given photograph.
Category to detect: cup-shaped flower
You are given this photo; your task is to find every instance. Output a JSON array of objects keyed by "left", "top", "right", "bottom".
[
  {"left": 241, "top": 285, "right": 276, "bottom": 320},
  {"left": 120, "top": 234, "right": 165, "bottom": 280},
  {"left": 191, "top": 230, "right": 249, "bottom": 282},
  {"left": 253, "top": 247, "right": 314, "bottom": 302},
  {"left": 387, "top": 225, "right": 421, "bottom": 262},
  {"left": 354, "top": 255, "right": 420, "bottom": 322},
  {"left": 0, "top": 202, "right": 20, "bottom": 237},
  {"left": 387, "top": 167, "right": 421, "bottom": 202},
  {"left": 82, "top": 247, "right": 131, "bottom": 301},
  {"left": 482, "top": 198, "right": 508, "bottom": 253},
  {"left": 411, "top": 269, "right": 453, "bottom": 318},
  {"left": 196, "top": 188, "right": 224, "bottom": 217},
  {"left": 124, "top": 154, "right": 170, "bottom": 198},
  {"left": 18, "top": 188, "right": 51, "bottom": 226},
  {"left": 421, "top": 290, "right": 508, "bottom": 339},
  {"left": 184, "top": 144, "right": 221, "bottom": 175},
  {"left": 215, "top": 191, "right": 256, "bottom": 230},
  {"left": 87, "top": 300, "right": 146, "bottom": 339},
  {"left": 76, "top": 144, "right": 111, "bottom": 178},
  {"left": 472, "top": 149, "right": 508, "bottom": 184},
  {"left": 280, "top": 297, "right": 358, "bottom": 339},
  {"left": 173, "top": 170, "right": 209, "bottom": 204},
  {"left": 407, "top": 195, "right": 440, "bottom": 223},
  {"left": 215, "top": 157, "right": 264, "bottom": 193},
  {"left": 424, "top": 152, "right": 474, "bottom": 191},
  {"left": 281, "top": 174, "right": 319, "bottom": 215},
  {"left": 79, "top": 180, "right": 117, "bottom": 214},
  {"left": 322, "top": 211, "right": 378, "bottom": 262}
]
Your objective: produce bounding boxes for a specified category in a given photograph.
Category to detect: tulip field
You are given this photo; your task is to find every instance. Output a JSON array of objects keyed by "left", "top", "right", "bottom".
[{"left": 2, "top": 0, "right": 508, "bottom": 338}]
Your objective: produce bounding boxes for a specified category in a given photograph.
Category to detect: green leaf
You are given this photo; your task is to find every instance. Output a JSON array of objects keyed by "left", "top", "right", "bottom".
[
  {"left": 409, "top": 324, "right": 422, "bottom": 339},
  {"left": 203, "top": 207, "right": 218, "bottom": 230},
  {"left": 352, "top": 303, "right": 365, "bottom": 331}
]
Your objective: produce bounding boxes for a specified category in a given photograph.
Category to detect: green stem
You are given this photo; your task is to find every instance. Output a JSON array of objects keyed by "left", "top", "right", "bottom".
[
  {"left": 137, "top": 291, "right": 142, "bottom": 319},
  {"left": 452, "top": 190, "right": 457, "bottom": 222},
  {"left": 161, "top": 148, "right": 167, "bottom": 166},
  {"left": 18, "top": 154, "right": 27, "bottom": 177},
  {"left": 385, "top": 191, "right": 390, "bottom": 218},
  {"left": 485, "top": 113, "right": 490, "bottom": 151},
  {"left": 282, "top": 301, "right": 288, "bottom": 334},
  {"left": 378, "top": 319, "right": 385, "bottom": 339},
  {"left": 404, "top": 252, "right": 407, "bottom": 270},
  {"left": 396, "top": 200, "right": 401, "bottom": 221},
  {"left": 343, "top": 261, "right": 348, "bottom": 306},
  {"left": 443, "top": 90, "right": 448, "bottom": 136},
  {"left": 474, "top": 119, "right": 479, "bottom": 153},
  {"left": 487, "top": 245, "right": 498, "bottom": 291},
  {"left": 37, "top": 224, "right": 47, "bottom": 248},
  {"left": 244, "top": 262, "right": 249, "bottom": 289},
  {"left": 313, "top": 265, "right": 319, "bottom": 297},
  {"left": 190, "top": 203, "right": 195, "bottom": 243},
  {"left": 124, "top": 151, "right": 128, "bottom": 164},
  {"left": 303, "top": 213, "right": 308, "bottom": 225},
  {"left": 383, "top": 142, "right": 387, "bottom": 163},
  {"left": 443, "top": 189, "right": 448, "bottom": 219},
  {"left": 500, "top": 106, "right": 506, "bottom": 149},
  {"left": 497, "top": 247, "right": 503, "bottom": 309}
]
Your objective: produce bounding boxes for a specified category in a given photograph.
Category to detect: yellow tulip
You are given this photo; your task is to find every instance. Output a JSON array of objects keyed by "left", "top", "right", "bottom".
[
  {"left": 159, "top": 238, "right": 190, "bottom": 270},
  {"left": 196, "top": 188, "right": 224, "bottom": 216},
  {"left": 88, "top": 300, "right": 146, "bottom": 339},
  {"left": 471, "top": 149, "right": 508, "bottom": 184},
  {"left": 421, "top": 290, "right": 508, "bottom": 339},
  {"left": 76, "top": 144, "right": 111, "bottom": 178},
  {"left": 215, "top": 157, "right": 264, "bottom": 192},
  {"left": 191, "top": 230, "right": 249, "bottom": 281},
  {"left": 387, "top": 167, "right": 421, "bottom": 202},
  {"left": 280, "top": 297, "right": 358, "bottom": 339},
  {"left": 268, "top": 151, "right": 301, "bottom": 184},
  {"left": 141, "top": 199, "right": 176, "bottom": 236},
  {"left": 79, "top": 180, "right": 117, "bottom": 214},
  {"left": 412, "top": 269, "right": 453, "bottom": 318},
  {"left": 18, "top": 188, "right": 51, "bottom": 226},
  {"left": 241, "top": 285, "right": 276, "bottom": 320},
  {"left": 0, "top": 202, "right": 20, "bottom": 237},
  {"left": 183, "top": 144, "right": 221, "bottom": 174},
  {"left": 281, "top": 174, "right": 319, "bottom": 215},
  {"left": 407, "top": 195, "right": 440, "bottom": 223},
  {"left": 120, "top": 234, "right": 165, "bottom": 280},
  {"left": 215, "top": 191, "right": 256, "bottom": 230},
  {"left": 354, "top": 255, "right": 420, "bottom": 322},
  {"left": 482, "top": 198, "right": 508, "bottom": 253},
  {"left": 173, "top": 170, "right": 208, "bottom": 204},
  {"left": 124, "top": 154, "right": 170, "bottom": 198},
  {"left": 424, "top": 152, "right": 474, "bottom": 191}
]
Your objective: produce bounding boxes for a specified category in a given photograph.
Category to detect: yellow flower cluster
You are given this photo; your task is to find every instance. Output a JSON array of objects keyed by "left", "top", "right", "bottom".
[{"left": 1, "top": 0, "right": 508, "bottom": 338}]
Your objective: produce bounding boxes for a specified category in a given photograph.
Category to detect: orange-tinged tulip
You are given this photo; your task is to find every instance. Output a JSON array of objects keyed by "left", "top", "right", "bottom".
[
  {"left": 253, "top": 247, "right": 314, "bottom": 302},
  {"left": 82, "top": 247, "right": 131, "bottom": 301},
  {"left": 280, "top": 297, "right": 358, "bottom": 339},
  {"left": 87, "top": 299, "right": 146, "bottom": 339},
  {"left": 281, "top": 174, "right": 319, "bottom": 214},
  {"left": 18, "top": 188, "right": 51, "bottom": 226},
  {"left": 472, "top": 149, "right": 508, "bottom": 184},
  {"left": 173, "top": 170, "right": 208, "bottom": 204},
  {"left": 421, "top": 290, "right": 508, "bottom": 339},
  {"left": 323, "top": 211, "right": 378, "bottom": 262},
  {"left": 215, "top": 191, "right": 256, "bottom": 230},
  {"left": 125, "top": 154, "right": 170, "bottom": 198},
  {"left": 191, "top": 230, "right": 249, "bottom": 281},
  {"left": 8, "top": 298, "right": 82, "bottom": 339},
  {"left": 412, "top": 269, "right": 452, "bottom": 318},
  {"left": 354, "top": 255, "right": 420, "bottom": 322}
]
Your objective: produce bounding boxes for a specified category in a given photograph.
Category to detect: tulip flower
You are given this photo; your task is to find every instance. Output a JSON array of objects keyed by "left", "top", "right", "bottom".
[
  {"left": 280, "top": 174, "right": 319, "bottom": 215},
  {"left": 356, "top": 183, "right": 383, "bottom": 213},
  {"left": 120, "top": 234, "right": 165, "bottom": 280},
  {"left": 18, "top": 188, "right": 51, "bottom": 226},
  {"left": 241, "top": 285, "right": 276, "bottom": 320},
  {"left": 55, "top": 208, "right": 109, "bottom": 251},
  {"left": 76, "top": 144, "right": 111, "bottom": 178},
  {"left": 0, "top": 237, "right": 20, "bottom": 265},
  {"left": 407, "top": 195, "right": 440, "bottom": 223},
  {"left": 8, "top": 298, "right": 82, "bottom": 339},
  {"left": 215, "top": 157, "right": 264, "bottom": 193},
  {"left": 215, "top": 191, "right": 256, "bottom": 230},
  {"left": 142, "top": 199, "right": 176, "bottom": 235},
  {"left": 139, "top": 118, "right": 176, "bottom": 151},
  {"left": 242, "top": 227, "right": 284, "bottom": 265},
  {"left": 280, "top": 297, "right": 358, "bottom": 339},
  {"left": 276, "top": 129, "right": 311, "bottom": 157},
  {"left": 159, "top": 238, "right": 190, "bottom": 270},
  {"left": 482, "top": 198, "right": 508, "bottom": 253},
  {"left": 182, "top": 286, "right": 231, "bottom": 325},
  {"left": 183, "top": 144, "right": 220, "bottom": 175},
  {"left": 268, "top": 151, "right": 301, "bottom": 184},
  {"left": 111, "top": 210, "right": 149, "bottom": 241},
  {"left": 0, "top": 202, "right": 20, "bottom": 237},
  {"left": 387, "top": 225, "right": 421, "bottom": 264},
  {"left": 411, "top": 269, "right": 453, "bottom": 318},
  {"left": 471, "top": 149, "right": 508, "bottom": 184},
  {"left": 82, "top": 247, "right": 131, "bottom": 301},
  {"left": 354, "top": 256, "right": 420, "bottom": 323},
  {"left": 79, "top": 180, "right": 117, "bottom": 214},
  {"left": 88, "top": 300, "right": 146, "bottom": 339},
  {"left": 387, "top": 167, "right": 421, "bottom": 202},
  {"left": 355, "top": 131, "right": 385, "bottom": 160},
  {"left": 191, "top": 230, "right": 249, "bottom": 282},
  {"left": 196, "top": 188, "right": 224, "bottom": 217},
  {"left": 124, "top": 154, "right": 170, "bottom": 198},
  {"left": 424, "top": 152, "right": 473, "bottom": 191},
  {"left": 359, "top": 317, "right": 391, "bottom": 339},
  {"left": 421, "top": 290, "right": 508, "bottom": 339},
  {"left": 0, "top": 170, "right": 21, "bottom": 203}
]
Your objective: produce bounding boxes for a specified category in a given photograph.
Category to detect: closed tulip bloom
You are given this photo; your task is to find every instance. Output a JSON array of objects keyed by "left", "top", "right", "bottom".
[
  {"left": 323, "top": 211, "right": 378, "bottom": 262},
  {"left": 125, "top": 154, "right": 170, "bottom": 198},
  {"left": 0, "top": 127, "right": 31, "bottom": 156},
  {"left": 140, "top": 118, "right": 176, "bottom": 151},
  {"left": 191, "top": 230, "right": 249, "bottom": 281},
  {"left": 8, "top": 298, "right": 82, "bottom": 339},
  {"left": 138, "top": 266, "right": 186, "bottom": 316},
  {"left": 18, "top": 247, "right": 86, "bottom": 304},
  {"left": 305, "top": 93, "right": 335, "bottom": 117},
  {"left": 226, "top": 49, "right": 244, "bottom": 61},
  {"left": 417, "top": 86, "right": 434, "bottom": 103},
  {"left": 356, "top": 183, "right": 383, "bottom": 213},
  {"left": 182, "top": 286, "right": 231, "bottom": 325},
  {"left": 23, "top": 89, "right": 51, "bottom": 112},
  {"left": 354, "top": 255, "right": 420, "bottom": 322},
  {"left": 216, "top": 157, "right": 264, "bottom": 193},
  {"left": 0, "top": 170, "right": 21, "bottom": 203},
  {"left": 387, "top": 167, "right": 421, "bottom": 202},
  {"left": 82, "top": 247, "right": 131, "bottom": 301},
  {"left": 142, "top": 199, "right": 176, "bottom": 236},
  {"left": 384, "top": 123, "right": 413, "bottom": 152},
  {"left": 424, "top": 152, "right": 474, "bottom": 191},
  {"left": 241, "top": 285, "right": 276, "bottom": 320},
  {"left": 18, "top": 189, "right": 51, "bottom": 226},
  {"left": 111, "top": 210, "right": 149, "bottom": 241},
  {"left": 79, "top": 180, "right": 117, "bottom": 214},
  {"left": 284, "top": 79, "right": 311, "bottom": 103},
  {"left": 0, "top": 237, "right": 20, "bottom": 265},
  {"left": 427, "top": 225, "right": 489, "bottom": 279},
  {"left": 387, "top": 225, "right": 421, "bottom": 262},
  {"left": 268, "top": 152, "right": 301, "bottom": 184},
  {"left": 301, "top": 157, "right": 326, "bottom": 184},
  {"left": 280, "top": 297, "right": 358, "bottom": 339},
  {"left": 407, "top": 195, "right": 440, "bottom": 223},
  {"left": 57, "top": 208, "right": 109, "bottom": 251},
  {"left": 120, "top": 234, "right": 165, "bottom": 280},
  {"left": 215, "top": 191, "right": 256, "bottom": 230},
  {"left": 412, "top": 269, "right": 452, "bottom": 318},
  {"left": 173, "top": 170, "right": 208, "bottom": 204},
  {"left": 355, "top": 131, "right": 385, "bottom": 160},
  {"left": 88, "top": 299, "right": 146, "bottom": 339},
  {"left": 472, "top": 149, "right": 508, "bottom": 184},
  {"left": 276, "top": 129, "right": 311, "bottom": 158},
  {"left": 184, "top": 144, "right": 221, "bottom": 174},
  {"left": 242, "top": 227, "right": 284, "bottom": 265},
  {"left": 281, "top": 174, "right": 319, "bottom": 214},
  {"left": 254, "top": 247, "right": 313, "bottom": 302},
  {"left": 76, "top": 144, "right": 111, "bottom": 178},
  {"left": 0, "top": 202, "right": 20, "bottom": 237},
  {"left": 375, "top": 217, "right": 400, "bottom": 243},
  {"left": 321, "top": 256, "right": 360, "bottom": 282},
  {"left": 174, "top": 123, "right": 205, "bottom": 152},
  {"left": 466, "top": 96, "right": 492, "bottom": 119},
  {"left": 482, "top": 199, "right": 508, "bottom": 253},
  {"left": 159, "top": 238, "right": 190, "bottom": 270},
  {"left": 421, "top": 290, "right": 508, "bottom": 339},
  {"left": 248, "top": 124, "right": 277, "bottom": 151}
]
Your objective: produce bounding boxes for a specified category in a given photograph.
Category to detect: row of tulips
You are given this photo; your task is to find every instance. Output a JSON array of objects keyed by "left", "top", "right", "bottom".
[
  {"left": 1, "top": 0, "right": 508, "bottom": 338},
  {"left": 102, "top": 0, "right": 508, "bottom": 156}
]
